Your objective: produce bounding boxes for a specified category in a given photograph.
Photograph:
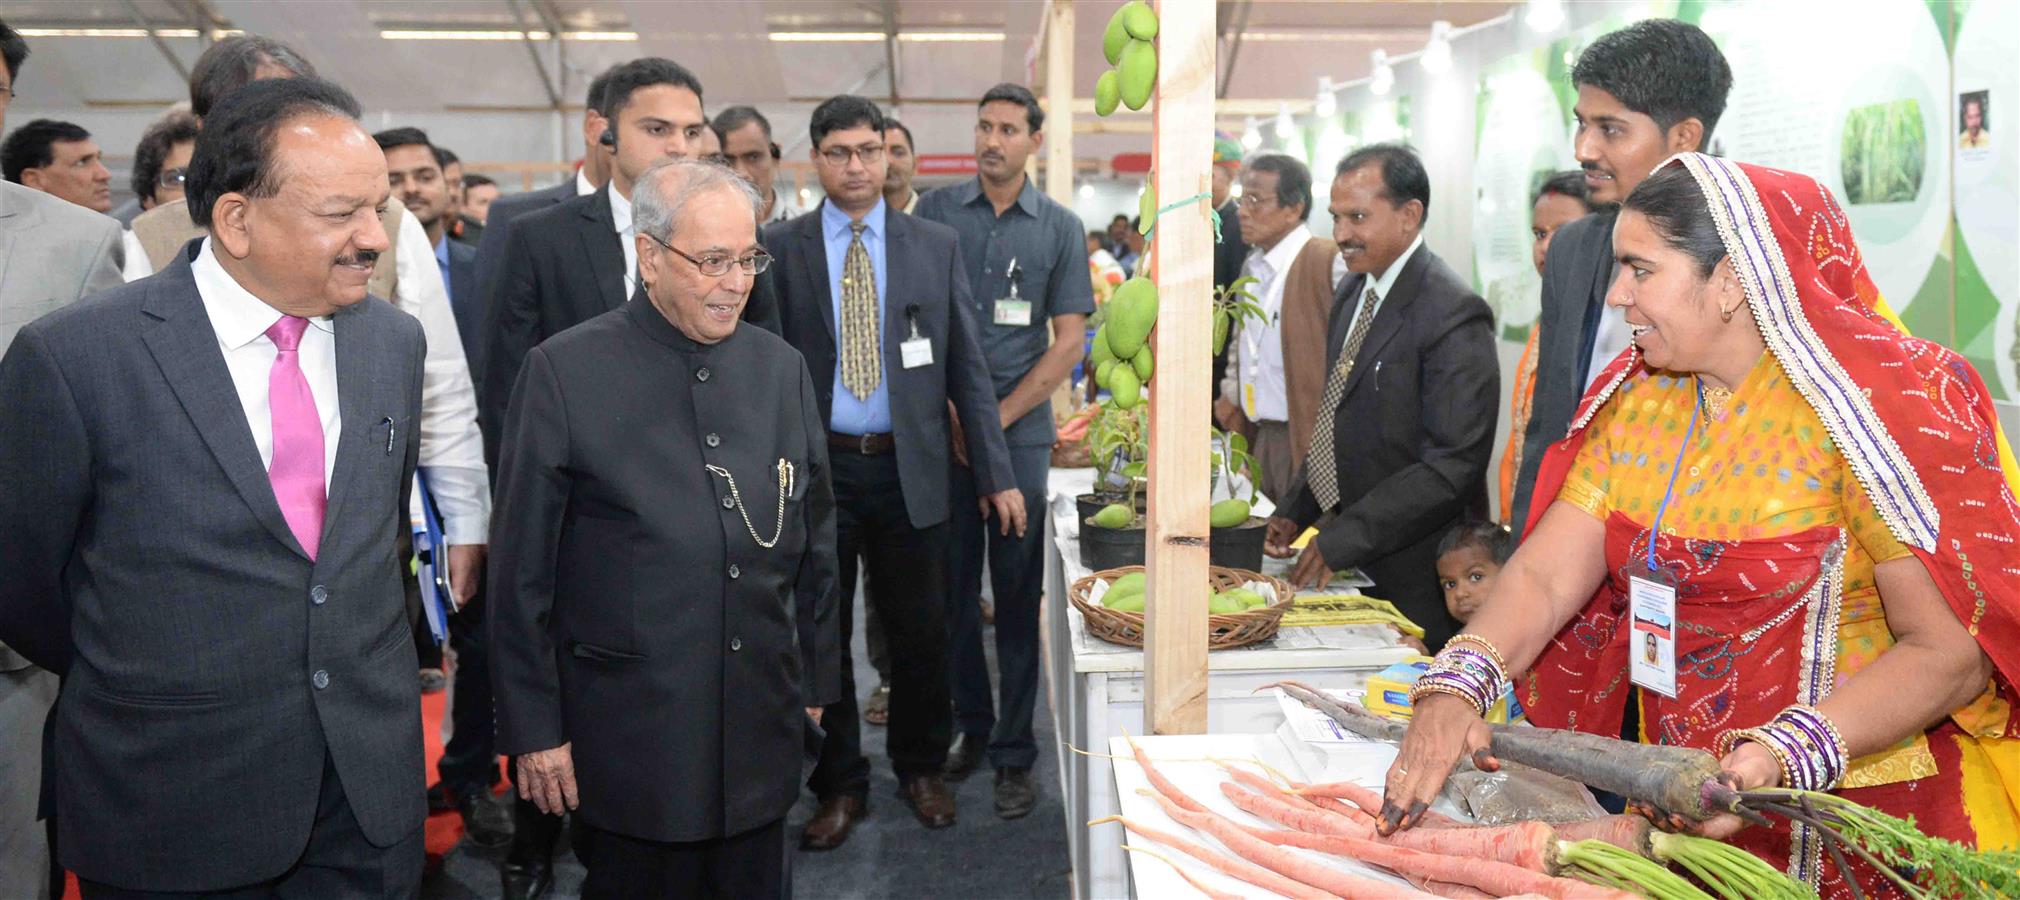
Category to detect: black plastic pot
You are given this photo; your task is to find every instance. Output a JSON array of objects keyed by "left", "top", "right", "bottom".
[
  {"left": 1079, "top": 519, "right": 1146, "bottom": 571},
  {"left": 1075, "top": 491, "right": 1145, "bottom": 526},
  {"left": 1209, "top": 516, "right": 1268, "bottom": 571}
]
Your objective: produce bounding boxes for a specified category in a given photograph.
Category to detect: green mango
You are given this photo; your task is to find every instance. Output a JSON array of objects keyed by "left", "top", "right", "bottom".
[
  {"left": 1230, "top": 588, "right": 1268, "bottom": 609},
  {"left": 1209, "top": 498, "right": 1251, "bottom": 528},
  {"left": 1094, "top": 69, "right": 1121, "bottom": 118},
  {"left": 1118, "top": 40, "right": 1157, "bottom": 111},
  {"left": 1089, "top": 503, "right": 1133, "bottom": 529},
  {"left": 1105, "top": 592, "right": 1146, "bottom": 613},
  {"left": 1108, "top": 572, "right": 1146, "bottom": 596},
  {"left": 1138, "top": 178, "right": 1157, "bottom": 234},
  {"left": 1120, "top": 0, "right": 1159, "bottom": 40},
  {"left": 1105, "top": 277, "right": 1158, "bottom": 359},
  {"left": 1102, "top": 7, "right": 1132, "bottom": 65},
  {"left": 1211, "top": 307, "right": 1231, "bottom": 356},
  {"left": 1090, "top": 324, "right": 1115, "bottom": 367},
  {"left": 1094, "top": 359, "right": 1117, "bottom": 391},
  {"left": 1209, "top": 592, "right": 1245, "bottom": 615},
  {"left": 1132, "top": 347, "right": 1153, "bottom": 381},
  {"left": 1109, "top": 365, "right": 1141, "bottom": 409}
]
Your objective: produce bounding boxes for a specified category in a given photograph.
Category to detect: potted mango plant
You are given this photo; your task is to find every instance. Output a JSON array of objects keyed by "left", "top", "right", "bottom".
[
  {"left": 1208, "top": 429, "right": 1269, "bottom": 571},
  {"left": 1078, "top": 404, "right": 1149, "bottom": 571}
]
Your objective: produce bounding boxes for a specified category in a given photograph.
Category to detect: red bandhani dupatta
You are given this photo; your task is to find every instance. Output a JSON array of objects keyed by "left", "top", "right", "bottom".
[{"left": 1523, "top": 154, "right": 2020, "bottom": 724}]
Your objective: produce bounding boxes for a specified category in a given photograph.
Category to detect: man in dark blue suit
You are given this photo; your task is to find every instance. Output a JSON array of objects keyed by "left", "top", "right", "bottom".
[{"left": 765, "top": 95, "right": 1025, "bottom": 851}]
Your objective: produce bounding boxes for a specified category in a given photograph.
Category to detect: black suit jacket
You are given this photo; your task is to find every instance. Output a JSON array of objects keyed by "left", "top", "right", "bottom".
[
  {"left": 1280, "top": 244, "right": 1498, "bottom": 648},
  {"left": 444, "top": 237, "right": 481, "bottom": 364},
  {"left": 0, "top": 245, "right": 426, "bottom": 890},
  {"left": 1510, "top": 210, "right": 1617, "bottom": 532},
  {"left": 764, "top": 205, "right": 1013, "bottom": 528},
  {"left": 467, "top": 180, "right": 578, "bottom": 388},
  {"left": 477, "top": 185, "right": 782, "bottom": 464},
  {"left": 489, "top": 300, "right": 839, "bottom": 842},
  {"left": 1210, "top": 199, "right": 1249, "bottom": 405}
]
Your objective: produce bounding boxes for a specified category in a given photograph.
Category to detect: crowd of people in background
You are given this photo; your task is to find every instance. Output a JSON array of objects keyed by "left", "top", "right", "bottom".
[{"left": 3, "top": 9, "right": 2012, "bottom": 900}]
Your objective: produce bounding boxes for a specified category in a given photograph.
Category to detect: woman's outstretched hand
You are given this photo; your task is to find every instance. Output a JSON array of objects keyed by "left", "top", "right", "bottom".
[{"left": 1380, "top": 692, "right": 1498, "bottom": 834}]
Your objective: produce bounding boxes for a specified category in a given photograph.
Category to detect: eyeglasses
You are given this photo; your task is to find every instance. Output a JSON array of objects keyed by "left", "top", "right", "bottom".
[
  {"left": 1236, "top": 193, "right": 1277, "bottom": 210},
  {"left": 156, "top": 167, "right": 187, "bottom": 189},
  {"left": 645, "top": 232, "right": 773, "bottom": 277},
  {"left": 818, "top": 144, "right": 885, "bottom": 167}
]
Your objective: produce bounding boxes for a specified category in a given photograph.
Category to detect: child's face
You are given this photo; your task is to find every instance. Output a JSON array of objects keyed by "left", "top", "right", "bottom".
[{"left": 1437, "top": 544, "right": 1500, "bottom": 623}]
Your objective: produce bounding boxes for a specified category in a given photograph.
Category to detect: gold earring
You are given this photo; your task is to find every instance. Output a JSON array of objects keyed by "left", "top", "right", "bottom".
[{"left": 1719, "top": 304, "right": 1736, "bottom": 323}]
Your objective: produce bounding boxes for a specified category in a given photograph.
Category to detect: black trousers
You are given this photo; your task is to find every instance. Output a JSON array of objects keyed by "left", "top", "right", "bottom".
[
  {"left": 436, "top": 582, "right": 499, "bottom": 794},
  {"left": 80, "top": 752, "right": 423, "bottom": 899},
  {"left": 807, "top": 451, "right": 951, "bottom": 798},
  {"left": 946, "top": 444, "right": 1051, "bottom": 771},
  {"left": 576, "top": 818, "right": 785, "bottom": 900}
]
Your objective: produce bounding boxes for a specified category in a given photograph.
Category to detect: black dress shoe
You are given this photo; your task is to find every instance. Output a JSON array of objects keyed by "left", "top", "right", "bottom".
[
  {"left": 994, "top": 768, "right": 1037, "bottom": 819},
  {"left": 943, "top": 732, "right": 988, "bottom": 779},
  {"left": 454, "top": 786, "right": 514, "bottom": 853},
  {"left": 500, "top": 856, "right": 553, "bottom": 900}
]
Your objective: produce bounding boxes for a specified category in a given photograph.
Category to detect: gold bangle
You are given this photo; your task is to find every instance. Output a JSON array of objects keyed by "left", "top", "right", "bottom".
[
  {"left": 1408, "top": 679, "right": 1489, "bottom": 718},
  {"left": 1447, "top": 633, "right": 1510, "bottom": 678},
  {"left": 1723, "top": 727, "right": 1795, "bottom": 788},
  {"left": 1786, "top": 703, "right": 1850, "bottom": 762}
]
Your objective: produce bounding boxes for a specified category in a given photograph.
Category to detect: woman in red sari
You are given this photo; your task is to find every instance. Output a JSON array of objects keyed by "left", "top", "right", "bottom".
[{"left": 1383, "top": 154, "right": 2020, "bottom": 895}]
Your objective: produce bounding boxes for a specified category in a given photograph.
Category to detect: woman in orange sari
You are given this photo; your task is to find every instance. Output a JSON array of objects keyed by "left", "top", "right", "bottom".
[{"left": 1383, "top": 154, "right": 2020, "bottom": 896}]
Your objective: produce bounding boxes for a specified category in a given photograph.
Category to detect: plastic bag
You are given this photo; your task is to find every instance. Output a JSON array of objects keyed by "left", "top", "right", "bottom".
[{"left": 1444, "top": 759, "right": 1609, "bottom": 825}]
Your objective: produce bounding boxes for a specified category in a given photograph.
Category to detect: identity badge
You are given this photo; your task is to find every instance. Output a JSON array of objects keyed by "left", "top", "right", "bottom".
[{"left": 1627, "top": 572, "right": 1679, "bottom": 698}]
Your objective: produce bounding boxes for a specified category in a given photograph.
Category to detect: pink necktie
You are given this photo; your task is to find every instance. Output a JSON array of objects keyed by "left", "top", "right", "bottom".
[{"left": 266, "top": 316, "right": 326, "bottom": 560}]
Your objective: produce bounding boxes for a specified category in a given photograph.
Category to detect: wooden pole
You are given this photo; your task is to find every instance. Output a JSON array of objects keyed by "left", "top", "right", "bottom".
[
  {"left": 1143, "top": 0, "right": 1214, "bottom": 736},
  {"left": 1044, "top": 0, "right": 1077, "bottom": 206}
]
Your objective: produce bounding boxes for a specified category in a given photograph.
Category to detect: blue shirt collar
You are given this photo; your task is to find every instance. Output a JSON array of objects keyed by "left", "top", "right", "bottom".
[
  {"left": 955, "top": 175, "right": 1039, "bottom": 217},
  {"left": 821, "top": 196, "right": 886, "bottom": 242},
  {"left": 432, "top": 232, "right": 450, "bottom": 267}
]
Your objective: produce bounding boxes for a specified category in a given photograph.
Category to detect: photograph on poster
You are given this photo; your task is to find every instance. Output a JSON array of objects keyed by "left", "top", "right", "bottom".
[{"left": 1961, "top": 90, "right": 1991, "bottom": 150}]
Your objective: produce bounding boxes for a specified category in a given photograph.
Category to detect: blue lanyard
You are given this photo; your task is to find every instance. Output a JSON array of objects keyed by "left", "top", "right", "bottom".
[{"left": 1647, "top": 379, "right": 1707, "bottom": 573}]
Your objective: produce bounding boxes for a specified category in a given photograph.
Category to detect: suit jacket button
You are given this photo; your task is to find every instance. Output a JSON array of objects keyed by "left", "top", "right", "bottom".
[
  {"left": 730, "top": 637, "right": 743, "bottom": 652},
  {"left": 721, "top": 496, "right": 736, "bottom": 509},
  {"left": 696, "top": 367, "right": 711, "bottom": 382},
  {"left": 728, "top": 564, "right": 741, "bottom": 579},
  {"left": 706, "top": 433, "right": 721, "bottom": 448},
  {"left": 310, "top": 585, "right": 328, "bottom": 606},
  {"left": 312, "top": 670, "right": 330, "bottom": 690}
]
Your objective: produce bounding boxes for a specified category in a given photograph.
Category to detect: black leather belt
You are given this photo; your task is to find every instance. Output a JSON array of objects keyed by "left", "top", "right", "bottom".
[{"left": 828, "top": 431, "right": 896, "bottom": 455}]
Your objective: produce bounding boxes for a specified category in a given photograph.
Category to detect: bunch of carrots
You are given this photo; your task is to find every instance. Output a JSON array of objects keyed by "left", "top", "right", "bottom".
[{"left": 1095, "top": 738, "right": 1812, "bottom": 900}]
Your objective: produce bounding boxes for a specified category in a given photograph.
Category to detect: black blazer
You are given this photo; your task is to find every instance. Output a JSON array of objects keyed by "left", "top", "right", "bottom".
[
  {"left": 489, "top": 300, "right": 839, "bottom": 843},
  {"left": 764, "top": 205, "right": 1013, "bottom": 528},
  {"left": 0, "top": 245, "right": 426, "bottom": 890},
  {"left": 444, "top": 237, "right": 481, "bottom": 364},
  {"left": 467, "top": 180, "right": 578, "bottom": 385},
  {"left": 1279, "top": 244, "right": 1498, "bottom": 648},
  {"left": 1510, "top": 210, "right": 1618, "bottom": 532},
  {"left": 476, "top": 184, "right": 782, "bottom": 463}
]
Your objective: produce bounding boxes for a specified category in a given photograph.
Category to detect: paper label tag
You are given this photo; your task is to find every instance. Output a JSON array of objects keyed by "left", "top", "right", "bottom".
[
  {"left": 993, "top": 298, "right": 1033, "bottom": 326},
  {"left": 900, "top": 336, "right": 934, "bottom": 369},
  {"left": 1628, "top": 573, "right": 1679, "bottom": 698}
]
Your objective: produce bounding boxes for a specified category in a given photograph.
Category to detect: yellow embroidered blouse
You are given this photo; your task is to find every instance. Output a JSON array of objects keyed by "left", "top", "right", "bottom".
[{"left": 1554, "top": 353, "right": 2004, "bottom": 788}]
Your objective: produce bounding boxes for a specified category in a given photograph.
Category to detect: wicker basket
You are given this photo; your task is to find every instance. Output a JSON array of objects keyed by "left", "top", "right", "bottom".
[{"left": 1068, "top": 565, "right": 1296, "bottom": 650}]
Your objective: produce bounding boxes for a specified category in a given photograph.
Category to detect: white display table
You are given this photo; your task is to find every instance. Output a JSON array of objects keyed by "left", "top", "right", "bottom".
[{"left": 1041, "top": 467, "right": 1414, "bottom": 900}]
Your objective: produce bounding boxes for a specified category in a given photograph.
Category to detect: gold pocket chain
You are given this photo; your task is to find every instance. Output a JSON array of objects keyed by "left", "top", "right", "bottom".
[{"left": 706, "top": 459, "right": 794, "bottom": 549}]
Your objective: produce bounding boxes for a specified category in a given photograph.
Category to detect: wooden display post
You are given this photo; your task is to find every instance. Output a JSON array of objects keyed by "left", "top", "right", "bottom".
[{"left": 1142, "top": 0, "right": 1215, "bottom": 736}]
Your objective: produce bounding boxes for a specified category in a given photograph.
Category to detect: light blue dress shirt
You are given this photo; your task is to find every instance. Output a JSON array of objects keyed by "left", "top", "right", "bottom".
[
  {"left": 433, "top": 233, "right": 454, "bottom": 304},
  {"left": 823, "top": 198, "right": 892, "bottom": 434}
]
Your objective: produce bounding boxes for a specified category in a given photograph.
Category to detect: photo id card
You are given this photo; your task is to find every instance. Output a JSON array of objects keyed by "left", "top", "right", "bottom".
[
  {"left": 1628, "top": 573, "right": 1679, "bottom": 698},
  {"left": 993, "top": 299, "right": 1033, "bottom": 326},
  {"left": 900, "top": 336, "right": 934, "bottom": 369}
]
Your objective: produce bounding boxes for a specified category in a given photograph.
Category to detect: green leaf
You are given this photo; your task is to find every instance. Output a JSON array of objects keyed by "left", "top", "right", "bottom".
[{"left": 1122, "top": 461, "right": 1147, "bottom": 479}]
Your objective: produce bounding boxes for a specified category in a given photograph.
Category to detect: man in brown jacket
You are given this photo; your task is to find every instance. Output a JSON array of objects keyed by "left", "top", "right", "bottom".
[{"left": 1214, "top": 153, "right": 1344, "bottom": 502}]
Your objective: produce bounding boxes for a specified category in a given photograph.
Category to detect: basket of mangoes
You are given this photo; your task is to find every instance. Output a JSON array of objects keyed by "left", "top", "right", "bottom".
[{"left": 1067, "top": 565, "right": 1295, "bottom": 649}]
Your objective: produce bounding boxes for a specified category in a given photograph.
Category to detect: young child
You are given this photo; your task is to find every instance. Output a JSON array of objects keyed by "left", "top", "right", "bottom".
[{"left": 1435, "top": 520, "right": 1514, "bottom": 625}]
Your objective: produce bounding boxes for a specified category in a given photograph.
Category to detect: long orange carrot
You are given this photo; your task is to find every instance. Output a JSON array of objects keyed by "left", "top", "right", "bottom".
[
  {"left": 1126, "top": 737, "right": 1207, "bottom": 814},
  {"left": 1294, "top": 780, "right": 1466, "bottom": 827},
  {"left": 1095, "top": 815, "right": 1342, "bottom": 900},
  {"left": 1220, "top": 823, "right": 1633, "bottom": 900},
  {"left": 1552, "top": 815, "right": 1654, "bottom": 856},
  {"left": 1143, "top": 790, "right": 1439, "bottom": 899},
  {"left": 1120, "top": 843, "right": 1246, "bottom": 900},
  {"left": 1222, "top": 783, "right": 1564, "bottom": 874},
  {"left": 1220, "top": 781, "right": 1369, "bottom": 837}
]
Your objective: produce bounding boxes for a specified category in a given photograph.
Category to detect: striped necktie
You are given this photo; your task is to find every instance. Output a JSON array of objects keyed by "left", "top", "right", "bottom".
[
  {"left": 840, "top": 221, "right": 881, "bottom": 398},
  {"left": 1304, "top": 287, "right": 1382, "bottom": 511}
]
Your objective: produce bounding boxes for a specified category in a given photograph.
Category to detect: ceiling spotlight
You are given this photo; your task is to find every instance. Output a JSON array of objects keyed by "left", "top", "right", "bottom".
[
  {"left": 1525, "top": 0, "right": 1566, "bottom": 33},
  {"left": 1369, "top": 49, "right": 1394, "bottom": 96},
  {"left": 1274, "top": 103, "right": 1296, "bottom": 141},
  {"left": 1421, "top": 20, "right": 1453, "bottom": 74},
  {"left": 1241, "top": 118, "right": 1264, "bottom": 151},
  {"left": 1313, "top": 77, "right": 1338, "bottom": 119}
]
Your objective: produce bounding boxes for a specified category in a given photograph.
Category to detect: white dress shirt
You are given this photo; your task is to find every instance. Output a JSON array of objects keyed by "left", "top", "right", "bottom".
[
  {"left": 1585, "top": 304, "right": 1632, "bottom": 390},
  {"left": 763, "top": 190, "right": 805, "bottom": 225},
  {"left": 1232, "top": 224, "right": 1313, "bottom": 423},
  {"left": 191, "top": 239, "right": 342, "bottom": 486},
  {"left": 387, "top": 207, "right": 491, "bottom": 543},
  {"left": 610, "top": 186, "right": 639, "bottom": 300},
  {"left": 575, "top": 169, "right": 597, "bottom": 198},
  {"left": 1342, "top": 232, "right": 1425, "bottom": 351},
  {"left": 120, "top": 229, "right": 152, "bottom": 283}
]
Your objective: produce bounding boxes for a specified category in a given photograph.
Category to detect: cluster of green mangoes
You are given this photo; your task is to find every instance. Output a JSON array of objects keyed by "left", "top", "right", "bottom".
[
  {"left": 1097, "top": 571, "right": 1272, "bottom": 615},
  {"left": 1090, "top": 276, "right": 1159, "bottom": 410},
  {"left": 1094, "top": 1, "right": 1159, "bottom": 116}
]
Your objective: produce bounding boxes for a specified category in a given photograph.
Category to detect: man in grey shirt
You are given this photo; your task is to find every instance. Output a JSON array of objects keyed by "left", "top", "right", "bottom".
[{"left": 916, "top": 82, "right": 1093, "bottom": 819}]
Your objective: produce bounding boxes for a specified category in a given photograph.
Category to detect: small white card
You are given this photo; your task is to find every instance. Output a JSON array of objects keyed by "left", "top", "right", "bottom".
[
  {"left": 1628, "top": 573, "right": 1679, "bottom": 698},
  {"left": 993, "top": 298, "right": 1033, "bottom": 326},
  {"left": 900, "top": 336, "right": 933, "bottom": 369}
]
